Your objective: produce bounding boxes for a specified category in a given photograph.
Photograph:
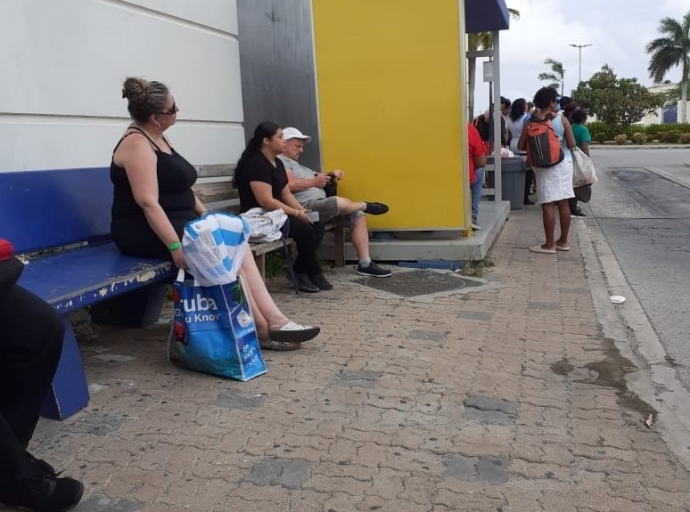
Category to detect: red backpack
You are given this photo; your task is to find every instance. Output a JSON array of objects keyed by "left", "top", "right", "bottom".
[{"left": 525, "top": 114, "right": 564, "bottom": 168}]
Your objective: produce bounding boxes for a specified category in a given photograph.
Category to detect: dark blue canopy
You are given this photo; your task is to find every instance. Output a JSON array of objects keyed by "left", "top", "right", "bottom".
[{"left": 465, "top": 0, "right": 510, "bottom": 33}]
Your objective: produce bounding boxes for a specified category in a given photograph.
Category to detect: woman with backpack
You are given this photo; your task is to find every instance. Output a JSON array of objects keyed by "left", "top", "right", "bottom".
[{"left": 517, "top": 87, "right": 577, "bottom": 254}]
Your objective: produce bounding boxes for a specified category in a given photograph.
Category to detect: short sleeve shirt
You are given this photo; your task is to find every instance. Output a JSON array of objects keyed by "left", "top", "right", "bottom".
[
  {"left": 467, "top": 123, "right": 486, "bottom": 184},
  {"left": 277, "top": 155, "right": 327, "bottom": 204},
  {"left": 571, "top": 124, "right": 592, "bottom": 148},
  {"left": 236, "top": 152, "right": 288, "bottom": 213}
]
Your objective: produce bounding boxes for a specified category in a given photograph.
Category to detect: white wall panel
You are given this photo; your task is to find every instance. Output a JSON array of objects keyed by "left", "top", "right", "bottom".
[
  {"left": 0, "top": 0, "right": 244, "bottom": 171},
  {"left": 0, "top": 118, "right": 245, "bottom": 171},
  {"left": 127, "top": 0, "right": 238, "bottom": 35}
]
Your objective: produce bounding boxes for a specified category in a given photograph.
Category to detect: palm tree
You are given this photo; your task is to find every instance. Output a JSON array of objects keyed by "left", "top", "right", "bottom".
[
  {"left": 646, "top": 10, "right": 690, "bottom": 123},
  {"left": 467, "top": 8, "right": 520, "bottom": 119},
  {"left": 538, "top": 58, "right": 566, "bottom": 94}
]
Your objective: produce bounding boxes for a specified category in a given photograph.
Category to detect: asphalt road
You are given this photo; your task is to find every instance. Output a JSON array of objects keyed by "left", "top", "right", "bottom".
[{"left": 587, "top": 147, "right": 690, "bottom": 390}]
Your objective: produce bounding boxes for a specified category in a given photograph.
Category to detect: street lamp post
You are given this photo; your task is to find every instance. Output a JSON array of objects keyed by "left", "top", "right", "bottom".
[{"left": 569, "top": 43, "right": 592, "bottom": 85}]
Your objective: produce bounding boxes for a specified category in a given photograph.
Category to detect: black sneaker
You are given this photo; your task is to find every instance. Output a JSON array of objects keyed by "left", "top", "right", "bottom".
[
  {"left": 357, "top": 261, "right": 392, "bottom": 278},
  {"left": 363, "top": 202, "right": 389, "bottom": 215},
  {"left": 0, "top": 475, "right": 84, "bottom": 512},
  {"left": 571, "top": 209, "right": 586, "bottom": 218},
  {"left": 295, "top": 273, "right": 319, "bottom": 293},
  {"left": 310, "top": 273, "right": 333, "bottom": 291}
]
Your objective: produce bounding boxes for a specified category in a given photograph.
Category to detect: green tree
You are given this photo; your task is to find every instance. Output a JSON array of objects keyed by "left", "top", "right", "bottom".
[
  {"left": 646, "top": 10, "right": 690, "bottom": 123},
  {"left": 467, "top": 8, "right": 520, "bottom": 119},
  {"left": 538, "top": 58, "right": 566, "bottom": 94},
  {"left": 573, "top": 65, "right": 667, "bottom": 133}
]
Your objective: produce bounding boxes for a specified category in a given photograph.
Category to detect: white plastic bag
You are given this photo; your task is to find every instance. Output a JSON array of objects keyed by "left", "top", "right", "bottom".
[
  {"left": 240, "top": 208, "right": 287, "bottom": 243},
  {"left": 572, "top": 147, "right": 598, "bottom": 187},
  {"left": 181, "top": 212, "right": 250, "bottom": 286}
]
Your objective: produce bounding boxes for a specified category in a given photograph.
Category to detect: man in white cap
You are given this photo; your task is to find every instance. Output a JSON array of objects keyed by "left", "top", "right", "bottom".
[{"left": 279, "top": 127, "right": 392, "bottom": 278}]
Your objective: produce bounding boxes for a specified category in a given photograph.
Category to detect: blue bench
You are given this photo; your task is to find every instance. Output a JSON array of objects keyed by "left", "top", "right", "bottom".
[{"left": 0, "top": 168, "right": 175, "bottom": 420}]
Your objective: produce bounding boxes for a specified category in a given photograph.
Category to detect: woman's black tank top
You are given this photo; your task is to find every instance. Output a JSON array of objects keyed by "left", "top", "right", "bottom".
[{"left": 110, "top": 127, "right": 197, "bottom": 260}]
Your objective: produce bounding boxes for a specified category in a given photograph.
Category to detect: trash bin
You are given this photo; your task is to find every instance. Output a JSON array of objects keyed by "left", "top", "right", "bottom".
[{"left": 500, "top": 157, "right": 526, "bottom": 210}]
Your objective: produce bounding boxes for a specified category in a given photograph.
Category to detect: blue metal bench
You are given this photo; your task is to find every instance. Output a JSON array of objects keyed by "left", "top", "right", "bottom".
[{"left": 0, "top": 168, "right": 175, "bottom": 420}]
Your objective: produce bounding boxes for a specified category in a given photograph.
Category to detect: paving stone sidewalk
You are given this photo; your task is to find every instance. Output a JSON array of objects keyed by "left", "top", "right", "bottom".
[{"left": 9, "top": 208, "right": 690, "bottom": 512}]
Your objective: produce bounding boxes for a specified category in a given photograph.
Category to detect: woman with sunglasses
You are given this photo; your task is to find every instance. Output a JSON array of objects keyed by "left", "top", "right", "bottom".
[
  {"left": 110, "top": 77, "right": 319, "bottom": 351},
  {"left": 111, "top": 77, "right": 195, "bottom": 270}
]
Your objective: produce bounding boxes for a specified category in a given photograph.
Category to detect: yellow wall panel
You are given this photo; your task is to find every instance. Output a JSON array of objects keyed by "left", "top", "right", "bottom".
[{"left": 312, "top": 0, "right": 468, "bottom": 230}]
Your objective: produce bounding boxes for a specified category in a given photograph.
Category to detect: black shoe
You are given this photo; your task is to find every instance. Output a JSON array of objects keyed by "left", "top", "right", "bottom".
[
  {"left": 295, "top": 273, "right": 319, "bottom": 293},
  {"left": 310, "top": 273, "right": 334, "bottom": 291},
  {"left": 357, "top": 262, "right": 392, "bottom": 278},
  {"left": 524, "top": 199, "right": 535, "bottom": 205},
  {"left": 571, "top": 209, "right": 586, "bottom": 217},
  {"left": 27, "top": 453, "right": 59, "bottom": 478},
  {"left": 363, "top": 202, "right": 389, "bottom": 215},
  {"left": 0, "top": 476, "right": 84, "bottom": 512}
]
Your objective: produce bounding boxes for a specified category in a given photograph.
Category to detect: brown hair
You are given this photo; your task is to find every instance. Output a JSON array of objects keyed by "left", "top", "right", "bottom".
[{"left": 121, "top": 77, "right": 169, "bottom": 122}]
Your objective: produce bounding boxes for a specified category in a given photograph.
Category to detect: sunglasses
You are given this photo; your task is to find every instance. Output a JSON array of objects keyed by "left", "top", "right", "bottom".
[{"left": 158, "top": 98, "right": 178, "bottom": 116}]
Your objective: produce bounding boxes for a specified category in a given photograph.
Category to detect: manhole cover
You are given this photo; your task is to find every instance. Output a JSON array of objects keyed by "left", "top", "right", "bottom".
[{"left": 355, "top": 270, "right": 482, "bottom": 297}]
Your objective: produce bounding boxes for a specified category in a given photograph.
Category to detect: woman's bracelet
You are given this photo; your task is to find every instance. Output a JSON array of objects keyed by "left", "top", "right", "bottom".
[{"left": 168, "top": 241, "right": 182, "bottom": 252}]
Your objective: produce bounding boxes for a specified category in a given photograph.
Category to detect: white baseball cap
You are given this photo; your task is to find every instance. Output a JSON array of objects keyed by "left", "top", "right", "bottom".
[{"left": 282, "top": 127, "right": 312, "bottom": 143}]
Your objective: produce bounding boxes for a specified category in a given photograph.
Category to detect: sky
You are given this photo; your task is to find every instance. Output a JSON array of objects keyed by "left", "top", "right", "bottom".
[{"left": 473, "top": 0, "right": 689, "bottom": 109}]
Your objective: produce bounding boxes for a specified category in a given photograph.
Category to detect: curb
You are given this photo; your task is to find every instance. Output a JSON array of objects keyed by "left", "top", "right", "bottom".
[
  {"left": 591, "top": 145, "right": 690, "bottom": 150},
  {"left": 576, "top": 219, "right": 690, "bottom": 472}
]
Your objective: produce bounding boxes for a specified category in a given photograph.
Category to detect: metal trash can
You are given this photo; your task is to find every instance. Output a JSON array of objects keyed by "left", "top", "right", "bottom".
[{"left": 500, "top": 157, "right": 526, "bottom": 210}]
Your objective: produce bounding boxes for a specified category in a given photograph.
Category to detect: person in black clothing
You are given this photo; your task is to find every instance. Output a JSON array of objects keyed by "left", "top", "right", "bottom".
[
  {"left": 0, "top": 248, "right": 84, "bottom": 511},
  {"left": 234, "top": 122, "right": 331, "bottom": 293},
  {"left": 111, "top": 79, "right": 319, "bottom": 350},
  {"left": 111, "top": 77, "right": 204, "bottom": 269},
  {"left": 474, "top": 96, "right": 512, "bottom": 148}
]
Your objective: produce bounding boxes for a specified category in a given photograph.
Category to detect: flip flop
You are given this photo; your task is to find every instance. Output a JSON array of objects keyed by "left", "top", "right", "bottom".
[
  {"left": 529, "top": 245, "right": 557, "bottom": 254},
  {"left": 556, "top": 245, "right": 570, "bottom": 251}
]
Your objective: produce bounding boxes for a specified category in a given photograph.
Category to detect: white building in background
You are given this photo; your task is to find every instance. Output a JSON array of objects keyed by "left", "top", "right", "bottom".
[
  {"left": 640, "top": 83, "right": 690, "bottom": 125},
  {"left": 0, "top": 0, "right": 246, "bottom": 173}
]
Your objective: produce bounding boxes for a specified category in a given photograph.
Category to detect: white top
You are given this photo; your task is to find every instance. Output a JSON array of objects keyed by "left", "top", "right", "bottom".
[{"left": 507, "top": 114, "right": 529, "bottom": 154}]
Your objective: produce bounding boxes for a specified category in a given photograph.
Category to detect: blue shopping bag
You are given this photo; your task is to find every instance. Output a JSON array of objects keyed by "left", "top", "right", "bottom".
[{"left": 168, "top": 273, "right": 266, "bottom": 381}]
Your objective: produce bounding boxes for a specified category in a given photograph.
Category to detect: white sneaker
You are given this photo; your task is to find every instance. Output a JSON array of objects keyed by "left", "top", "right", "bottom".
[{"left": 472, "top": 222, "right": 482, "bottom": 230}]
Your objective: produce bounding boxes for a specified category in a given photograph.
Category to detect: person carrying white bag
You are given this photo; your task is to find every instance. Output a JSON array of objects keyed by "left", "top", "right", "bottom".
[{"left": 570, "top": 109, "right": 597, "bottom": 211}]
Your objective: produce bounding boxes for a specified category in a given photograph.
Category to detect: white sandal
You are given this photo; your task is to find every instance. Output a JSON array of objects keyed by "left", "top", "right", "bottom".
[{"left": 268, "top": 321, "right": 320, "bottom": 343}]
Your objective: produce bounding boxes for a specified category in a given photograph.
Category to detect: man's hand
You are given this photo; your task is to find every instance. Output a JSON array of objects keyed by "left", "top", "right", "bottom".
[
  {"left": 313, "top": 173, "right": 331, "bottom": 188},
  {"left": 330, "top": 170, "right": 344, "bottom": 180}
]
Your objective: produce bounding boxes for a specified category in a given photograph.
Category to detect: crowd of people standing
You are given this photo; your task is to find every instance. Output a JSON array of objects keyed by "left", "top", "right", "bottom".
[{"left": 471, "top": 87, "right": 593, "bottom": 251}]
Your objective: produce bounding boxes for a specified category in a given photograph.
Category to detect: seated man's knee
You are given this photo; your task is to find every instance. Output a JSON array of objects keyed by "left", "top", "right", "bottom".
[{"left": 334, "top": 196, "right": 349, "bottom": 214}]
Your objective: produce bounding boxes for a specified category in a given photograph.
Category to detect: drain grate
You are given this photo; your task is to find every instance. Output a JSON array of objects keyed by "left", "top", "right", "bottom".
[{"left": 355, "top": 270, "right": 483, "bottom": 297}]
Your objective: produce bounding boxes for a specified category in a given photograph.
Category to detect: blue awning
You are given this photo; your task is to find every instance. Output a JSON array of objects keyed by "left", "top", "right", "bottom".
[{"left": 465, "top": 0, "right": 510, "bottom": 33}]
